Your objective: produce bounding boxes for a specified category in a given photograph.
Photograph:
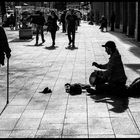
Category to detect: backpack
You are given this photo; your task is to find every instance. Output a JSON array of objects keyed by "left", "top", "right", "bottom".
[
  {"left": 127, "top": 77, "right": 140, "bottom": 95},
  {"left": 65, "top": 83, "right": 82, "bottom": 95}
]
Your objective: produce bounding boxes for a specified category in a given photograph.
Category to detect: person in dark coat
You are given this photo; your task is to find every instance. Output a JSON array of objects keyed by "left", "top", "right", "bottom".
[
  {"left": 65, "top": 9, "right": 78, "bottom": 49},
  {"left": 0, "top": 26, "right": 11, "bottom": 66},
  {"left": 60, "top": 10, "right": 66, "bottom": 33},
  {"left": 46, "top": 11, "right": 58, "bottom": 47},
  {"left": 110, "top": 12, "right": 116, "bottom": 31},
  {"left": 100, "top": 15, "right": 107, "bottom": 32},
  {"left": 34, "top": 11, "right": 45, "bottom": 46},
  {"left": 87, "top": 41, "right": 127, "bottom": 95},
  {"left": 9, "top": 14, "right": 15, "bottom": 30}
]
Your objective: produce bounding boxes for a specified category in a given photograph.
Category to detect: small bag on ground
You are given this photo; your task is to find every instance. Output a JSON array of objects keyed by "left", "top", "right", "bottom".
[{"left": 65, "top": 83, "right": 82, "bottom": 95}]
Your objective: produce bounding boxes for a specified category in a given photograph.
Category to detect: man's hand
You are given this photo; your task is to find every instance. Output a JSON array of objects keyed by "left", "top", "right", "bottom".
[{"left": 92, "top": 62, "right": 98, "bottom": 67}]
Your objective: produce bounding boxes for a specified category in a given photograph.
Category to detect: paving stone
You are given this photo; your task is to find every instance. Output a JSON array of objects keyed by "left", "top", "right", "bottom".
[
  {"left": 63, "top": 123, "right": 88, "bottom": 135},
  {"left": 116, "top": 134, "right": 140, "bottom": 138},
  {"left": 89, "top": 134, "right": 115, "bottom": 138},
  {"left": 38, "top": 123, "right": 63, "bottom": 136},
  {"left": 88, "top": 117, "right": 113, "bottom": 135},
  {"left": 2, "top": 105, "right": 25, "bottom": 114},
  {"left": 20, "top": 110, "right": 44, "bottom": 118},
  {"left": 14, "top": 118, "right": 41, "bottom": 130},
  {"left": 9, "top": 130, "right": 37, "bottom": 138},
  {"left": 0, "top": 131, "right": 12, "bottom": 138},
  {"left": 62, "top": 135, "right": 88, "bottom": 138},
  {"left": 65, "top": 112, "right": 87, "bottom": 124},
  {"left": 111, "top": 117, "right": 139, "bottom": 135},
  {"left": 132, "top": 112, "right": 140, "bottom": 130},
  {"left": 129, "top": 102, "right": 140, "bottom": 112},
  {"left": 0, "top": 118, "right": 18, "bottom": 130}
]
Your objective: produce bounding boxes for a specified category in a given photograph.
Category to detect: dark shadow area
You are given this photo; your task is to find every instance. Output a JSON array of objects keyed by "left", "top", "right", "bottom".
[
  {"left": 65, "top": 46, "right": 78, "bottom": 50},
  {"left": 25, "top": 43, "right": 44, "bottom": 47},
  {"left": 10, "top": 38, "right": 33, "bottom": 42},
  {"left": 44, "top": 45, "right": 58, "bottom": 50},
  {"left": 109, "top": 31, "right": 140, "bottom": 59},
  {"left": 88, "top": 89, "right": 140, "bottom": 113},
  {"left": 90, "top": 94, "right": 129, "bottom": 113},
  {"left": 124, "top": 63, "right": 140, "bottom": 75}
]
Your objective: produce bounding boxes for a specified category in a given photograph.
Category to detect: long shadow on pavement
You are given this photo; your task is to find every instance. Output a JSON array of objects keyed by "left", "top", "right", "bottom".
[{"left": 89, "top": 92, "right": 140, "bottom": 113}]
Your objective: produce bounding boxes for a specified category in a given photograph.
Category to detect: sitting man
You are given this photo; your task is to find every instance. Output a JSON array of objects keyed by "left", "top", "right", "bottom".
[{"left": 87, "top": 41, "right": 127, "bottom": 95}]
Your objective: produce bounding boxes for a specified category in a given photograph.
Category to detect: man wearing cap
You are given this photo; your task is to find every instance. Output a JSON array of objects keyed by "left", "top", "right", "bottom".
[{"left": 88, "top": 41, "right": 127, "bottom": 95}]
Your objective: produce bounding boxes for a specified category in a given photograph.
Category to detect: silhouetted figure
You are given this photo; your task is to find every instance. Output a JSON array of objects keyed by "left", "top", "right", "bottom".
[
  {"left": 9, "top": 14, "right": 15, "bottom": 30},
  {"left": 110, "top": 12, "right": 116, "bottom": 31},
  {"left": 60, "top": 10, "right": 66, "bottom": 33},
  {"left": 34, "top": 11, "right": 45, "bottom": 46},
  {"left": 0, "top": 26, "right": 11, "bottom": 66},
  {"left": 66, "top": 9, "right": 78, "bottom": 49},
  {"left": 46, "top": 11, "right": 58, "bottom": 47},
  {"left": 100, "top": 15, "right": 107, "bottom": 32},
  {"left": 87, "top": 41, "right": 127, "bottom": 95}
]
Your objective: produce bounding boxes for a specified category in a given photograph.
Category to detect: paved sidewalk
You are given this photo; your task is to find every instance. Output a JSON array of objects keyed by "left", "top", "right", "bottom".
[{"left": 0, "top": 21, "right": 140, "bottom": 138}]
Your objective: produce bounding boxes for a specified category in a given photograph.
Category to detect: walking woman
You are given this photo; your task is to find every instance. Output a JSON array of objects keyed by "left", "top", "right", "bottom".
[{"left": 46, "top": 11, "right": 58, "bottom": 47}]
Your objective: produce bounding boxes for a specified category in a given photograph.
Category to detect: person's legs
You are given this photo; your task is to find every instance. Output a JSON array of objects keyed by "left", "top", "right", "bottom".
[
  {"left": 71, "top": 29, "right": 76, "bottom": 47},
  {"left": 51, "top": 30, "right": 56, "bottom": 46},
  {"left": 40, "top": 26, "right": 45, "bottom": 43},
  {"left": 67, "top": 29, "right": 72, "bottom": 46},
  {"left": 35, "top": 27, "right": 39, "bottom": 45}
]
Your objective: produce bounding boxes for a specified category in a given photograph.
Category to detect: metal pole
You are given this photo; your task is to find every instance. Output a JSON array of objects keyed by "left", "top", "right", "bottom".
[{"left": 7, "top": 58, "right": 9, "bottom": 104}]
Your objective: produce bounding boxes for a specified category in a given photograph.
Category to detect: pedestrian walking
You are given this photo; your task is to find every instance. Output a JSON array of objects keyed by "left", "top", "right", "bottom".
[
  {"left": 65, "top": 9, "right": 78, "bottom": 49},
  {"left": 60, "top": 10, "right": 66, "bottom": 33},
  {"left": 0, "top": 26, "right": 11, "bottom": 67},
  {"left": 9, "top": 14, "right": 15, "bottom": 30},
  {"left": 34, "top": 11, "right": 46, "bottom": 46},
  {"left": 110, "top": 11, "right": 116, "bottom": 31},
  {"left": 99, "top": 15, "right": 107, "bottom": 32},
  {"left": 87, "top": 41, "right": 127, "bottom": 95},
  {"left": 46, "top": 11, "right": 58, "bottom": 47}
]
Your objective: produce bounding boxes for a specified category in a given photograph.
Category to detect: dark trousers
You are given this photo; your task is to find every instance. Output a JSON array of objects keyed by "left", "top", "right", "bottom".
[
  {"left": 89, "top": 71, "right": 126, "bottom": 95},
  {"left": 67, "top": 27, "right": 76, "bottom": 46},
  {"left": 111, "top": 22, "right": 114, "bottom": 31},
  {"left": 50, "top": 30, "right": 56, "bottom": 46},
  {"left": 36, "top": 25, "right": 44, "bottom": 44},
  {"left": 62, "top": 22, "right": 66, "bottom": 32}
]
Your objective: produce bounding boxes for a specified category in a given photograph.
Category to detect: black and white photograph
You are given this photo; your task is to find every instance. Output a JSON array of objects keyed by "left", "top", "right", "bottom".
[{"left": 0, "top": 1, "right": 140, "bottom": 138}]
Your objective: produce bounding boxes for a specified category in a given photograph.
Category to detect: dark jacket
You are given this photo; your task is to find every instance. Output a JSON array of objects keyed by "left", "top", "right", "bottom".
[
  {"left": 0, "top": 27, "right": 11, "bottom": 66},
  {"left": 66, "top": 14, "right": 77, "bottom": 29},
  {"left": 46, "top": 15, "right": 58, "bottom": 32},
  {"left": 96, "top": 49, "right": 127, "bottom": 85}
]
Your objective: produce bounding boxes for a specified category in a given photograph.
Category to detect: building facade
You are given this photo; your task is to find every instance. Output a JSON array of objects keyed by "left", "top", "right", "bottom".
[{"left": 91, "top": 1, "right": 140, "bottom": 42}]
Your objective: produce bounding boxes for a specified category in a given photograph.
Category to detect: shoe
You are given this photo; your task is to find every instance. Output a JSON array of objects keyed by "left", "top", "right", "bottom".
[
  {"left": 39, "top": 87, "right": 52, "bottom": 94},
  {"left": 65, "top": 45, "right": 71, "bottom": 49},
  {"left": 86, "top": 88, "right": 96, "bottom": 95},
  {"left": 72, "top": 45, "right": 78, "bottom": 49},
  {"left": 35, "top": 43, "right": 38, "bottom": 46}
]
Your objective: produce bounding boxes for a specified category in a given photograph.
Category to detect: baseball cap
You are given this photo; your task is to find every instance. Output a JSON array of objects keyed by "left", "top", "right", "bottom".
[{"left": 102, "top": 41, "right": 116, "bottom": 49}]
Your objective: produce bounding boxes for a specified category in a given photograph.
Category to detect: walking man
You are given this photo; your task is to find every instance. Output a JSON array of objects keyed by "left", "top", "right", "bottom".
[
  {"left": 66, "top": 9, "right": 78, "bottom": 49},
  {"left": 35, "top": 11, "right": 45, "bottom": 46}
]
